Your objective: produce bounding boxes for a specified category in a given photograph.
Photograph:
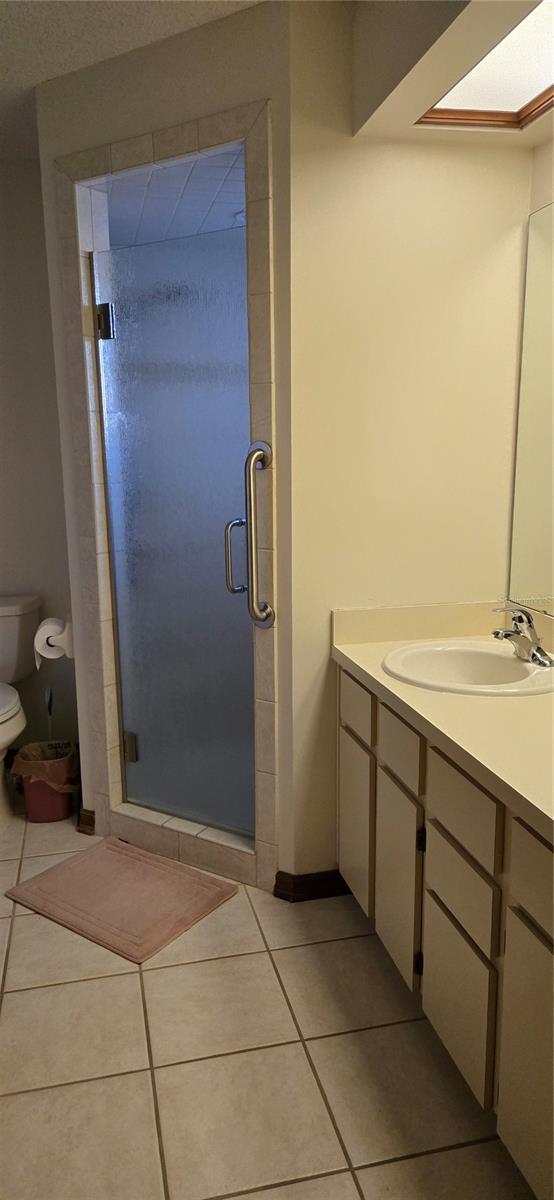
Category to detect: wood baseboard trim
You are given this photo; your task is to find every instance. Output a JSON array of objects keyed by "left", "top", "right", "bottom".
[
  {"left": 77, "top": 806, "right": 96, "bottom": 835},
  {"left": 273, "top": 869, "right": 350, "bottom": 903}
]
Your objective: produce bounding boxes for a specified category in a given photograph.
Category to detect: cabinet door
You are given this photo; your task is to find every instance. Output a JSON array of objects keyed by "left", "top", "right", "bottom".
[
  {"left": 509, "top": 818, "right": 553, "bottom": 939},
  {"left": 339, "top": 728, "right": 375, "bottom": 916},
  {"left": 340, "top": 670, "right": 375, "bottom": 749},
  {"left": 425, "top": 819, "right": 500, "bottom": 959},
  {"left": 375, "top": 766, "right": 424, "bottom": 987},
  {"left": 426, "top": 748, "right": 502, "bottom": 874},
  {"left": 422, "top": 890, "right": 497, "bottom": 1108},
  {"left": 379, "top": 705, "right": 424, "bottom": 796},
  {"left": 497, "top": 907, "right": 553, "bottom": 1200}
]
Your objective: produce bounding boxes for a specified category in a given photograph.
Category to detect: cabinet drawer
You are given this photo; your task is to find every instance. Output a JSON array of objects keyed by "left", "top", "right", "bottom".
[
  {"left": 426, "top": 820, "right": 500, "bottom": 958},
  {"left": 426, "top": 749, "right": 503, "bottom": 874},
  {"left": 379, "top": 704, "right": 424, "bottom": 795},
  {"left": 375, "top": 767, "right": 424, "bottom": 988},
  {"left": 509, "top": 819, "right": 553, "bottom": 939},
  {"left": 497, "top": 908, "right": 553, "bottom": 1200},
  {"left": 422, "top": 890, "right": 497, "bottom": 1109},
  {"left": 340, "top": 671, "right": 375, "bottom": 749},
  {"left": 339, "top": 728, "right": 375, "bottom": 917}
]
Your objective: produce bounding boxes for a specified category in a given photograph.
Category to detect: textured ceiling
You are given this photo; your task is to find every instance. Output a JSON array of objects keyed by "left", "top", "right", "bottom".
[
  {"left": 0, "top": 0, "right": 261, "bottom": 158},
  {"left": 104, "top": 143, "right": 246, "bottom": 247}
]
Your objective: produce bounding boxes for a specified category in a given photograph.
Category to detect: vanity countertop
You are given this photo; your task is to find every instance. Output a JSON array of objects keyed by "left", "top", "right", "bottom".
[{"left": 332, "top": 638, "right": 554, "bottom": 844}]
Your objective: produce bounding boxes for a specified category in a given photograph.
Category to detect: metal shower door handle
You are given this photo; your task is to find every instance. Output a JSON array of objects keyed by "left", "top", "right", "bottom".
[
  {"left": 224, "top": 518, "right": 247, "bottom": 594},
  {"left": 245, "top": 443, "right": 275, "bottom": 627}
]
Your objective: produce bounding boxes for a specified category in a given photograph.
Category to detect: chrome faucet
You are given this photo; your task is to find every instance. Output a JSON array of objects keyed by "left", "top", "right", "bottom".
[{"left": 492, "top": 606, "right": 553, "bottom": 668}]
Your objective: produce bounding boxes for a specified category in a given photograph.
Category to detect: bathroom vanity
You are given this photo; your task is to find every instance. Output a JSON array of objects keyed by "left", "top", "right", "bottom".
[{"left": 332, "top": 618, "right": 553, "bottom": 1200}]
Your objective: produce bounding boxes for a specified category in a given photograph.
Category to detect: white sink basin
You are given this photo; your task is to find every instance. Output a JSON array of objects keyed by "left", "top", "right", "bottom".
[{"left": 382, "top": 638, "right": 554, "bottom": 696}]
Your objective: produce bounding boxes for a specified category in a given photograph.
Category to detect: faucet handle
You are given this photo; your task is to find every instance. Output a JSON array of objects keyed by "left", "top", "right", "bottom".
[{"left": 493, "top": 605, "right": 536, "bottom": 628}]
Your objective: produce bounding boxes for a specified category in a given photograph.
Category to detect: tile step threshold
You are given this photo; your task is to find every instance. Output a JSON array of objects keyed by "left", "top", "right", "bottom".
[{"left": 113, "top": 802, "right": 255, "bottom": 855}]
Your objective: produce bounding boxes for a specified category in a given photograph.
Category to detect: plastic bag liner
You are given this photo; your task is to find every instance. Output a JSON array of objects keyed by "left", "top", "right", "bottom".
[{"left": 11, "top": 742, "right": 79, "bottom": 794}]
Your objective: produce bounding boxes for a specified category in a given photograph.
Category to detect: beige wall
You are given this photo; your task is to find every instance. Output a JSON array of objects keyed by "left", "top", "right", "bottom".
[
  {"left": 0, "top": 159, "right": 76, "bottom": 741},
  {"left": 530, "top": 140, "right": 554, "bottom": 212},
  {"left": 352, "top": 0, "right": 467, "bottom": 133},
  {"left": 288, "top": 2, "right": 532, "bottom": 871}
]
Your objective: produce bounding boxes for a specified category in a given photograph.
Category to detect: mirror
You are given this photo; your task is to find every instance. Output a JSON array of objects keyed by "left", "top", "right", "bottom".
[{"left": 509, "top": 202, "right": 553, "bottom": 617}]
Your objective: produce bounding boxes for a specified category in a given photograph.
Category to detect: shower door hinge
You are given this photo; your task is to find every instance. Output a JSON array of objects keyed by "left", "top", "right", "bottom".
[
  {"left": 123, "top": 731, "right": 138, "bottom": 763},
  {"left": 96, "top": 302, "right": 116, "bottom": 340}
]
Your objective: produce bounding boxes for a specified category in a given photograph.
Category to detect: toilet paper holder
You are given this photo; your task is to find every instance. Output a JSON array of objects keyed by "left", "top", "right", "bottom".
[{"left": 34, "top": 617, "right": 74, "bottom": 669}]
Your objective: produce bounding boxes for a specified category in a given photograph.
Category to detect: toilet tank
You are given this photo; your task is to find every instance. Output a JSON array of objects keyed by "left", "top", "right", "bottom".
[{"left": 0, "top": 595, "right": 42, "bottom": 682}]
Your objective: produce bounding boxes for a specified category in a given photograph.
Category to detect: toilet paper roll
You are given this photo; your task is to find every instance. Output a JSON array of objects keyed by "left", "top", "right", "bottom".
[{"left": 34, "top": 618, "right": 73, "bottom": 670}]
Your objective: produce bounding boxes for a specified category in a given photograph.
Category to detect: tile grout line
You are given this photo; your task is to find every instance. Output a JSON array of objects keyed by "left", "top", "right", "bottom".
[
  {"left": 2, "top": 1064, "right": 156, "bottom": 1101},
  {"left": 2, "top": 980, "right": 424, "bottom": 1047},
  {"left": 241, "top": 914, "right": 377, "bottom": 950},
  {"left": 146, "top": 1036, "right": 302, "bottom": 1074},
  {"left": 8, "top": 848, "right": 80, "bottom": 860},
  {"left": 138, "top": 964, "right": 171, "bottom": 1200},
  {"left": 0, "top": 1011, "right": 439, "bottom": 1100},
  {"left": 184, "top": 1167, "right": 354, "bottom": 1200},
  {"left": 2, "top": 947, "right": 267, "bottom": 994},
  {"left": 197, "top": 149, "right": 242, "bottom": 236},
  {"left": 0, "top": 929, "right": 379, "bottom": 995},
  {"left": 131, "top": 166, "right": 154, "bottom": 247},
  {"left": 306, "top": 1015, "right": 427, "bottom": 1043},
  {"left": 2, "top": 1022, "right": 443, "bottom": 1100},
  {"left": 165, "top": 156, "right": 204, "bottom": 241},
  {"left": 0, "top": 817, "right": 28, "bottom": 1016},
  {"left": 155, "top": 158, "right": 195, "bottom": 245},
  {"left": 0, "top": 1060, "right": 504, "bottom": 1168},
  {"left": 1, "top": 1037, "right": 307, "bottom": 1102},
  {"left": 3, "top": 968, "right": 139, "bottom": 996},
  {"left": 244, "top": 893, "right": 503, "bottom": 1195},
  {"left": 355, "top": 1134, "right": 501, "bottom": 1174},
  {"left": 244, "top": 888, "right": 366, "bottom": 1200}
]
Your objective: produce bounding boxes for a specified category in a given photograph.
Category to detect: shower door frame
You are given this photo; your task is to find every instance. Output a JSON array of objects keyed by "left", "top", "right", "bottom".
[{"left": 53, "top": 101, "right": 278, "bottom": 889}]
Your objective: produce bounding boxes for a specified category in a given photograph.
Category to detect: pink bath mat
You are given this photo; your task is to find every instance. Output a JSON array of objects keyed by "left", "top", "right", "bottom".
[{"left": 6, "top": 837, "right": 238, "bottom": 963}]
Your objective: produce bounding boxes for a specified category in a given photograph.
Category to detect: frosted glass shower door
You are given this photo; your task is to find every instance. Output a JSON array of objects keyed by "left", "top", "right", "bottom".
[{"left": 93, "top": 229, "right": 254, "bottom": 834}]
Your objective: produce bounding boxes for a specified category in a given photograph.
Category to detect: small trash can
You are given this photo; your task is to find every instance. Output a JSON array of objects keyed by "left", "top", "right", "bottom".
[{"left": 11, "top": 742, "right": 79, "bottom": 823}]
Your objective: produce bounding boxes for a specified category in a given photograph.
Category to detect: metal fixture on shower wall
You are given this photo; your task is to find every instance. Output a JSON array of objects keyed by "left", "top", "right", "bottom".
[
  {"left": 96, "top": 302, "right": 116, "bottom": 340},
  {"left": 225, "top": 442, "right": 275, "bottom": 628},
  {"left": 224, "top": 518, "right": 247, "bottom": 595},
  {"left": 245, "top": 443, "right": 275, "bottom": 627}
]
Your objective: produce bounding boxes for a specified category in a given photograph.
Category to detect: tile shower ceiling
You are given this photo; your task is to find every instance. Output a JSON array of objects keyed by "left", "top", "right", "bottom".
[{"left": 103, "top": 143, "right": 245, "bottom": 248}]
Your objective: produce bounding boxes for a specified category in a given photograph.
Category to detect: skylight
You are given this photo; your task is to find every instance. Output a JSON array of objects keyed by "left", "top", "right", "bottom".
[{"left": 420, "top": 0, "right": 553, "bottom": 128}]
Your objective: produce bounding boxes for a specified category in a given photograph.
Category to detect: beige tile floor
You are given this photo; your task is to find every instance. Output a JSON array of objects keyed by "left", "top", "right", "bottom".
[{"left": 0, "top": 814, "right": 535, "bottom": 1200}]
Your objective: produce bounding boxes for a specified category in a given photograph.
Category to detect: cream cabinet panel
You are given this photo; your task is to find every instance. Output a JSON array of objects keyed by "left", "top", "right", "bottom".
[
  {"left": 426, "top": 749, "right": 503, "bottom": 874},
  {"left": 339, "top": 727, "right": 375, "bottom": 917},
  {"left": 497, "top": 908, "right": 554, "bottom": 1200},
  {"left": 425, "top": 820, "right": 500, "bottom": 958},
  {"left": 378, "top": 704, "right": 424, "bottom": 796},
  {"left": 422, "top": 890, "right": 497, "bottom": 1109},
  {"left": 375, "top": 766, "right": 423, "bottom": 988},
  {"left": 340, "top": 671, "right": 375, "bottom": 749},
  {"left": 509, "top": 818, "right": 553, "bottom": 938}
]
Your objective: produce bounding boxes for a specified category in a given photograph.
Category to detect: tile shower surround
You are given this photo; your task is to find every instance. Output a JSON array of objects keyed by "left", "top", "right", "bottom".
[
  {"left": 53, "top": 102, "right": 278, "bottom": 888},
  {"left": 0, "top": 816, "right": 533, "bottom": 1200}
]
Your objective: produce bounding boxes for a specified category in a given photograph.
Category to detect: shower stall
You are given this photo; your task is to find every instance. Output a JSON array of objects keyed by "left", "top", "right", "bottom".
[{"left": 91, "top": 143, "right": 272, "bottom": 837}]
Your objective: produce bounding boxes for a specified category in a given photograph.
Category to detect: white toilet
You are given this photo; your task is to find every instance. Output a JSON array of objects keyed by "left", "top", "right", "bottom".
[{"left": 0, "top": 595, "right": 41, "bottom": 827}]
